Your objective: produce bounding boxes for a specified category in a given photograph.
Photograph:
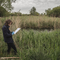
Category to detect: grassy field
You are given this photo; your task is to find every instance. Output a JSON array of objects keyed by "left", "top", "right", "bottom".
[{"left": 0, "top": 16, "right": 60, "bottom": 60}]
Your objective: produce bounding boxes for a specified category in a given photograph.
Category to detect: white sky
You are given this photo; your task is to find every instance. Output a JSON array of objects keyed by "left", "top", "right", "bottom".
[{"left": 12, "top": 0, "right": 60, "bottom": 14}]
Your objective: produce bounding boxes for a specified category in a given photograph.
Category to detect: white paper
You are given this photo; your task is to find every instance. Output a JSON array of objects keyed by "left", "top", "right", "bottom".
[{"left": 14, "top": 28, "right": 21, "bottom": 34}]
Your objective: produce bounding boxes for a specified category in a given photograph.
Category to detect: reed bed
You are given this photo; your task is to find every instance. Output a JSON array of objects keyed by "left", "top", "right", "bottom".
[
  {"left": 0, "top": 16, "right": 60, "bottom": 30},
  {"left": 0, "top": 16, "right": 60, "bottom": 60}
]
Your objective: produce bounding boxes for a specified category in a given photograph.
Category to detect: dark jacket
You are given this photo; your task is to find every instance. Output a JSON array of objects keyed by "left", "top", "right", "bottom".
[{"left": 2, "top": 25, "right": 13, "bottom": 43}]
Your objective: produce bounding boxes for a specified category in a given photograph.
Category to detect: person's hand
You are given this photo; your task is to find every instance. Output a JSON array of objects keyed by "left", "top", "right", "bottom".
[{"left": 12, "top": 32, "right": 14, "bottom": 35}]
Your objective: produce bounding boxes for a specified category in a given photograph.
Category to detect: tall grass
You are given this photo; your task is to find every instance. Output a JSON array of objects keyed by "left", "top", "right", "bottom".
[
  {"left": 20, "top": 16, "right": 60, "bottom": 30},
  {"left": 0, "top": 16, "right": 60, "bottom": 60},
  {"left": 0, "top": 28, "right": 60, "bottom": 60},
  {"left": 0, "top": 16, "right": 60, "bottom": 30},
  {"left": 14, "top": 29, "right": 60, "bottom": 60}
]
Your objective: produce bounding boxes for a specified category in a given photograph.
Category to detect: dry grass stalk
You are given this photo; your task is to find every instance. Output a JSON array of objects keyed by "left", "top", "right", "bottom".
[{"left": 0, "top": 57, "right": 20, "bottom": 59}]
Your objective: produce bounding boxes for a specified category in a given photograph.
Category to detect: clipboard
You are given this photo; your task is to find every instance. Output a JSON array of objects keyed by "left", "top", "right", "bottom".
[{"left": 14, "top": 28, "right": 21, "bottom": 34}]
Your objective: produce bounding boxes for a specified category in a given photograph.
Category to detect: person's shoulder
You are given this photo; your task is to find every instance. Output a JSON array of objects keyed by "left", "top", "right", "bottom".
[{"left": 2, "top": 25, "right": 7, "bottom": 29}]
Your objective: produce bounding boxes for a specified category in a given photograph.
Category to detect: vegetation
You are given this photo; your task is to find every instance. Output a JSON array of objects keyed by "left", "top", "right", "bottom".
[
  {"left": 10, "top": 7, "right": 40, "bottom": 16},
  {"left": 45, "top": 6, "right": 60, "bottom": 17},
  {"left": 30, "top": 7, "right": 40, "bottom": 16},
  {"left": 0, "top": 0, "right": 16, "bottom": 17},
  {"left": 0, "top": 0, "right": 16, "bottom": 11},
  {"left": 10, "top": 12, "right": 22, "bottom": 16},
  {"left": 0, "top": 6, "right": 9, "bottom": 17},
  {"left": 20, "top": 16, "right": 60, "bottom": 30},
  {"left": 0, "top": 16, "right": 60, "bottom": 30},
  {"left": 0, "top": 16, "right": 60, "bottom": 60},
  {"left": 0, "top": 0, "right": 60, "bottom": 60}
]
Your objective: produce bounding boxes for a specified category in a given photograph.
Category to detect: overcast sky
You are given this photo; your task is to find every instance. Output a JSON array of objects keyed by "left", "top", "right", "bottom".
[{"left": 12, "top": 0, "right": 60, "bottom": 14}]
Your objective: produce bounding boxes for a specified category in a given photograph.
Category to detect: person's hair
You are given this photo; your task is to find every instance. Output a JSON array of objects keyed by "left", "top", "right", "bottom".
[{"left": 5, "top": 19, "right": 13, "bottom": 26}]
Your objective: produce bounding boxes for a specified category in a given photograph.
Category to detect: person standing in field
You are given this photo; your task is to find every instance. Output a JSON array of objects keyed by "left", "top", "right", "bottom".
[{"left": 2, "top": 19, "right": 17, "bottom": 55}]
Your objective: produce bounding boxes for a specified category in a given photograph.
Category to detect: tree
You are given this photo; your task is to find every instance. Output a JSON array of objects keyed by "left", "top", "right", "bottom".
[
  {"left": 45, "top": 6, "right": 60, "bottom": 17},
  {"left": 0, "top": 0, "right": 16, "bottom": 11},
  {"left": 52, "top": 6, "right": 60, "bottom": 17},
  {"left": 45, "top": 8, "right": 51, "bottom": 16},
  {"left": 30, "top": 7, "right": 39, "bottom": 16},
  {"left": 30, "top": 7, "right": 36, "bottom": 15},
  {"left": 0, "top": 6, "right": 9, "bottom": 17},
  {"left": 34, "top": 12, "right": 40, "bottom": 16}
]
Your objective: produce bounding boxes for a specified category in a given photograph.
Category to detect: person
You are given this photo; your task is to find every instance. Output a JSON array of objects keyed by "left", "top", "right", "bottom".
[{"left": 2, "top": 19, "right": 17, "bottom": 55}]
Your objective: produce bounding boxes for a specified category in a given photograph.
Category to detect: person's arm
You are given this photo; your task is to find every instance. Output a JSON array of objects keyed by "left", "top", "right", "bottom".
[{"left": 2, "top": 27, "right": 12, "bottom": 38}]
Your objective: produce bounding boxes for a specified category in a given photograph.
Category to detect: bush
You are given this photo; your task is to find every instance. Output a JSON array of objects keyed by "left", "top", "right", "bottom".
[{"left": 10, "top": 12, "right": 22, "bottom": 16}]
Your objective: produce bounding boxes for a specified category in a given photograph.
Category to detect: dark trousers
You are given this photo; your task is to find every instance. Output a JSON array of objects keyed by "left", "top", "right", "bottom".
[{"left": 7, "top": 43, "right": 17, "bottom": 54}]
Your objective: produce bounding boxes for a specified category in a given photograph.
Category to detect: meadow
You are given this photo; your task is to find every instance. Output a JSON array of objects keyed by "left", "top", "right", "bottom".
[{"left": 0, "top": 16, "right": 60, "bottom": 60}]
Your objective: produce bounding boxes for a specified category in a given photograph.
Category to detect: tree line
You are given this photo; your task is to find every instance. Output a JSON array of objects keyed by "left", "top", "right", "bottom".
[
  {"left": 0, "top": 0, "right": 40, "bottom": 17},
  {"left": 45, "top": 6, "right": 60, "bottom": 17},
  {"left": 0, "top": 6, "right": 40, "bottom": 17},
  {"left": 0, "top": 0, "right": 60, "bottom": 17}
]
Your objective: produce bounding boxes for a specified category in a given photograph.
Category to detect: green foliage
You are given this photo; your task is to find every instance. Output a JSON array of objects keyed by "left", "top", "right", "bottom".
[
  {"left": 45, "top": 8, "right": 52, "bottom": 16},
  {"left": 34, "top": 12, "right": 40, "bottom": 16},
  {"left": 52, "top": 6, "right": 60, "bottom": 17},
  {"left": 0, "top": 6, "right": 9, "bottom": 17},
  {"left": 0, "top": 0, "right": 16, "bottom": 17},
  {"left": 45, "top": 6, "right": 60, "bottom": 17},
  {"left": 30, "top": 7, "right": 40, "bottom": 16},
  {"left": 0, "top": 17, "right": 60, "bottom": 60},
  {"left": 0, "top": 0, "right": 16, "bottom": 11},
  {"left": 14, "top": 29, "right": 60, "bottom": 60},
  {"left": 20, "top": 29, "right": 60, "bottom": 60},
  {"left": 10, "top": 12, "right": 22, "bottom": 16},
  {"left": 30, "top": 7, "right": 36, "bottom": 15}
]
